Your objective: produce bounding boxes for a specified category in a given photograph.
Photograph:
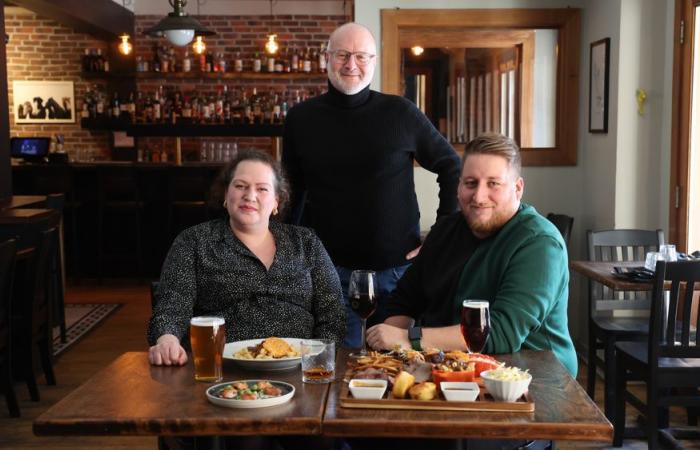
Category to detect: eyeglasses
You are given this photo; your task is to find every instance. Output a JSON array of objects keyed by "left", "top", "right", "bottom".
[{"left": 327, "top": 50, "right": 376, "bottom": 66}]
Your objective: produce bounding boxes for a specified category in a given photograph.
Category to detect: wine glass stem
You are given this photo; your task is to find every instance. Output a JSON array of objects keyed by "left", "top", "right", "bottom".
[{"left": 359, "top": 318, "right": 367, "bottom": 356}]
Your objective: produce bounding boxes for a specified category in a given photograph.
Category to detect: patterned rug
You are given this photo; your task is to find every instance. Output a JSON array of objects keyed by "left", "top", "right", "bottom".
[{"left": 52, "top": 303, "right": 121, "bottom": 357}]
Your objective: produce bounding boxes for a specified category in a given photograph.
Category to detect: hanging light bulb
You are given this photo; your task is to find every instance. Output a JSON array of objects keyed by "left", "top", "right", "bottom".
[
  {"left": 411, "top": 46, "right": 424, "bottom": 56},
  {"left": 265, "top": 34, "right": 279, "bottom": 55},
  {"left": 118, "top": 34, "right": 133, "bottom": 55},
  {"left": 264, "top": 0, "right": 280, "bottom": 55},
  {"left": 192, "top": 35, "right": 206, "bottom": 55}
]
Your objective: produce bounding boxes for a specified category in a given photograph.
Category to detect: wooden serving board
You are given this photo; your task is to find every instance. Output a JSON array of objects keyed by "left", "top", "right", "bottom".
[{"left": 339, "top": 383, "right": 534, "bottom": 413}]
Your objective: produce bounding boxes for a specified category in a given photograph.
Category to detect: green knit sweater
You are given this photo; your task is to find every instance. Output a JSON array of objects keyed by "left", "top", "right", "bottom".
[{"left": 454, "top": 203, "right": 577, "bottom": 376}]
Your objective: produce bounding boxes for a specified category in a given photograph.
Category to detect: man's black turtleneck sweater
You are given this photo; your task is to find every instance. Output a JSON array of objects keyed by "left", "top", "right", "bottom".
[{"left": 282, "top": 82, "right": 460, "bottom": 271}]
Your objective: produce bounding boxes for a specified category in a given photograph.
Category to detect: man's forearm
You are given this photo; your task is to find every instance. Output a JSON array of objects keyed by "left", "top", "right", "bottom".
[{"left": 421, "top": 325, "right": 466, "bottom": 351}]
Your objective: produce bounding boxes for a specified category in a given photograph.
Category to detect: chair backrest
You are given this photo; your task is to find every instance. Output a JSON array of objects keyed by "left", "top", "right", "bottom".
[
  {"left": 0, "top": 239, "right": 17, "bottom": 355},
  {"left": 649, "top": 260, "right": 700, "bottom": 361},
  {"left": 587, "top": 229, "right": 664, "bottom": 316},
  {"left": 547, "top": 213, "right": 574, "bottom": 245}
]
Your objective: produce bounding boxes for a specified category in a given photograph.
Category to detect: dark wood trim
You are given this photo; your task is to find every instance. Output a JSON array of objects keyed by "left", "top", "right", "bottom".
[
  {"left": 669, "top": 0, "right": 694, "bottom": 250},
  {"left": 0, "top": 6, "right": 11, "bottom": 203},
  {"left": 8, "top": 0, "right": 134, "bottom": 40},
  {"left": 381, "top": 8, "right": 581, "bottom": 167}
]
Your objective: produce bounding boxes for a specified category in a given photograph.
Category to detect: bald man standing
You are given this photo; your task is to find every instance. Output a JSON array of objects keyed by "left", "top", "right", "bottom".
[{"left": 283, "top": 23, "right": 460, "bottom": 349}]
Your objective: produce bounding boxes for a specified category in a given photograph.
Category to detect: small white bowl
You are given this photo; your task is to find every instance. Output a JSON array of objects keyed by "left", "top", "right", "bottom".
[
  {"left": 481, "top": 369, "right": 532, "bottom": 402},
  {"left": 349, "top": 379, "right": 388, "bottom": 400},
  {"left": 440, "top": 382, "right": 480, "bottom": 402}
]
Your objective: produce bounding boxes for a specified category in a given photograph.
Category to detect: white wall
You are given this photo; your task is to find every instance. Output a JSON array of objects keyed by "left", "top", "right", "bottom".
[{"left": 355, "top": 0, "right": 676, "bottom": 350}]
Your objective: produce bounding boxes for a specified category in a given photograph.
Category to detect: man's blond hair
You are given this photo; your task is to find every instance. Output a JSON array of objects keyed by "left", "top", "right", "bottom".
[{"left": 461, "top": 132, "right": 522, "bottom": 175}]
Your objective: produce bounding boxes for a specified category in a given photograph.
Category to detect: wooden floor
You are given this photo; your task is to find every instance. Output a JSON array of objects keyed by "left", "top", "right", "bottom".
[{"left": 0, "top": 282, "right": 698, "bottom": 450}]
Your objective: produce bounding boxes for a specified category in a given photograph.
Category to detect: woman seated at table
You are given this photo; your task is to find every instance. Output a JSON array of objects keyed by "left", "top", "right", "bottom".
[{"left": 148, "top": 149, "right": 346, "bottom": 365}]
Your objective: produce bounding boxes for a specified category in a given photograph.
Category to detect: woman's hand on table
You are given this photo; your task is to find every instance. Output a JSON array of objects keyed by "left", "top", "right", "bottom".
[
  {"left": 149, "top": 334, "right": 188, "bottom": 366},
  {"left": 366, "top": 324, "right": 411, "bottom": 351}
]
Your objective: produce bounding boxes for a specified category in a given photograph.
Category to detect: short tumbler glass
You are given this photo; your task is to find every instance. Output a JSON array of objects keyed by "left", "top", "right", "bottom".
[{"left": 301, "top": 339, "right": 335, "bottom": 384}]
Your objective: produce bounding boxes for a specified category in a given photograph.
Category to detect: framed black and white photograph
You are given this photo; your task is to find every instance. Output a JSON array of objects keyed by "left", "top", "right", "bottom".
[
  {"left": 588, "top": 38, "right": 610, "bottom": 133},
  {"left": 13, "top": 80, "right": 75, "bottom": 124}
]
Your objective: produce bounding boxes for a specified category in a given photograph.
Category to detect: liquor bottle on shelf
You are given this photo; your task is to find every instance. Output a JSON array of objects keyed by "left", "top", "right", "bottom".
[
  {"left": 205, "top": 52, "right": 214, "bottom": 72},
  {"left": 161, "top": 46, "right": 171, "bottom": 73},
  {"left": 153, "top": 89, "right": 162, "bottom": 122},
  {"left": 153, "top": 44, "right": 161, "bottom": 72},
  {"left": 311, "top": 49, "right": 319, "bottom": 73},
  {"left": 82, "top": 49, "right": 92, "bottom": 72},
  {"left": 218, "top": 52, "right": 227, "bottom": 73},
  {"left": 267, "top": 54, "right": 275, "bottom": 73},
  {"left": 303, "top": 48, "right": 312, "bottom": 73},
  {"left": 234, "top": 51, "right": 243, "bottom": 72},
  {"left": 182, "top": 50, "right": 192, "bottom": 72},
  {"left": 109, "top": 92, "right": 120, "bottom": 119},
  {"left": 319, "top": 42, "right": 327, "bottom": 73},
  {"left": 253, "top": 52, "right": 262, "bottom": 73},
  {"left": 291, "top": 47, "right": 299, "bottom": 73}
]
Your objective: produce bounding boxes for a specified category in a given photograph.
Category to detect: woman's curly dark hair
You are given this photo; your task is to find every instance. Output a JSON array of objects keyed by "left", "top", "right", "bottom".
[{"left": 210, "top": 149, "right": 290, "bottom": 218}]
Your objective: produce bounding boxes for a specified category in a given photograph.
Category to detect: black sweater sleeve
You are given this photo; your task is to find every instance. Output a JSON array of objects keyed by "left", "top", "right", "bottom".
[{"left": 408, "top": 102, "right": 461, "bottom": 219}]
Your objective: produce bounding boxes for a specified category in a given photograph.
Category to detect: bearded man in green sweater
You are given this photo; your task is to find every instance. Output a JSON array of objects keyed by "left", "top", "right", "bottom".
[{"left": 367, "top": 132, "right": 577, "bottom": 377}]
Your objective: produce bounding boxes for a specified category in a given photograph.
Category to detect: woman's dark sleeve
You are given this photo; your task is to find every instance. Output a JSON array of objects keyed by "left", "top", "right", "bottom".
[{"left": 147, "top": 229, "right": 198, "bottom": 346}]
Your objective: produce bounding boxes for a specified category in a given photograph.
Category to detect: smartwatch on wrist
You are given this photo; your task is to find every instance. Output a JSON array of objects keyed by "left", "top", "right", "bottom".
[{"left": 408, "top": 326, "right": 422, "bottom": 351}]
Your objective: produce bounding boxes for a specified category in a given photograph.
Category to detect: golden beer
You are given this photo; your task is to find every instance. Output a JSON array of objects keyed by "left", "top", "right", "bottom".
[{"left": 189, "top": 316, "right": 226, "bottom": 382}]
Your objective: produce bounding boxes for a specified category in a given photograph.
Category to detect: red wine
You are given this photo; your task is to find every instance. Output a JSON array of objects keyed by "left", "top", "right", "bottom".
[
  {"left": 350, "top": 294, "right": 376, "bottom": 319},
  {"left": 461, "top": 301, "right": 490, "bottom": 353}
]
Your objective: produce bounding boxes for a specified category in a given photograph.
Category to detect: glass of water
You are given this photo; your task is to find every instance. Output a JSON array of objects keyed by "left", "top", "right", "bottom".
[{"left": 660, "top": 244, "right": 678, "bottom": 262}]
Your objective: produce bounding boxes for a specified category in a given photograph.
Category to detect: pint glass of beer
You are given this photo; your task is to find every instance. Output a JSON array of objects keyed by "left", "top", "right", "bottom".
[
  {"left": 190, "top": 316, "right": 226, "bottom": 382},
  {"left": 460, "top": 300, "right": 490, "bottom": 354}
]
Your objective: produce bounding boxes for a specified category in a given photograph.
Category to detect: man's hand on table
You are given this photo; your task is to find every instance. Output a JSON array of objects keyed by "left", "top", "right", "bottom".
[
  {"left": 149, "top": 334, "right": 188, "bottom": 366},
  {"left": 366, "top": 323, "right": 411, "bottom": 350}
]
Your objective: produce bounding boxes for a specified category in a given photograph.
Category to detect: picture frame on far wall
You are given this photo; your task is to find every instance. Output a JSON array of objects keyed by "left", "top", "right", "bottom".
[
  {"left": 12, "top": 80, "right": 75, "bottom": 124},
  {"left": 589, "top": 38, "right": 610, "bottom": 133}
]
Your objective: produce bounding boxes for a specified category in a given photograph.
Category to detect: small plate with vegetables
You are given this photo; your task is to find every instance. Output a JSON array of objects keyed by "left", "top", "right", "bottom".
[{"left": 206, "top": 380, "right": 295, "bottom": 409}]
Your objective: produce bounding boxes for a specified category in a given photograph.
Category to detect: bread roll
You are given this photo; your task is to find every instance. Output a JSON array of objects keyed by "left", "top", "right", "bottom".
[
  {"left": 392, "top": 371, "right": 415, "bottom": 399},
  {"left": 409, "top": 382, "right": 437, "bottom": 400}
]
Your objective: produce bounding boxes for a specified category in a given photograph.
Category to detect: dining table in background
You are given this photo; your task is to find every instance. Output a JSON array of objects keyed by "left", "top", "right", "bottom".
[{"left": 34, "top": 349, "right": 612, "bottom": 444}]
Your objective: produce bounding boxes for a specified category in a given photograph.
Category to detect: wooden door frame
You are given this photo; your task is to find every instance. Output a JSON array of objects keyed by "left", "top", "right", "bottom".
[
  {"left": 381, "top": 8, "right": 581, "bottom": 166},
  {"left": 670, "top": 0, "right": 697, "bottom": 251}
]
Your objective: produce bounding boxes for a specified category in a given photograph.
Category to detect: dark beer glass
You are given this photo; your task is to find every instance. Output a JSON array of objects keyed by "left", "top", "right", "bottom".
[
  {"left": 348, "top": 270, "right": 377, "bottom": 358},
  {"left": 460, "top": 300, "right": 490, "bottom": 353}
]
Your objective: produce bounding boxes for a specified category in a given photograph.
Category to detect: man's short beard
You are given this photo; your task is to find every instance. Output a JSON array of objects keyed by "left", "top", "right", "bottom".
[{"left": 465, "top": 207, "right": 515, "bottom": 238}]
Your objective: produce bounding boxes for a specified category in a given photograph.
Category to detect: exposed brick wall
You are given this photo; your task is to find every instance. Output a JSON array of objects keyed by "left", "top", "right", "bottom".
[
  {"left": 5, "top": 11, "right": 348, "bottom": 161},
  {"left": 5, "top": 11, "right": 110, "bottom": 159},
  {"left": 134, "top": 14, "right": 347, "bottom": 159}
]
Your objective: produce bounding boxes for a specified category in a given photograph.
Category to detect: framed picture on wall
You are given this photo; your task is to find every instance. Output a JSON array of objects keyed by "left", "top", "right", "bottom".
[
  {"left": 588, "top": 38, "right": 610, "bottom": 133},
  {"left": 12, "top": 80, "right": 75, "bottom": 124}
]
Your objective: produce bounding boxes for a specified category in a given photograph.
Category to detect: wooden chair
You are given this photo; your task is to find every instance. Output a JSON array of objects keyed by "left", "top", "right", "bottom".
[
  {"left": 546, "top": 213, "right": 574, "bottom": 245},
  {"left": 613, "top": 260, "right": 700, "bottom": 449},
  {"left": 12, "top": 227, "right": 57, "bottom": 401},
  {"left": 0, "top": 238, "right": 20, "bottom": 417},
  {"left": 587, "top": 229, "right": 664, "bottom": 420}
]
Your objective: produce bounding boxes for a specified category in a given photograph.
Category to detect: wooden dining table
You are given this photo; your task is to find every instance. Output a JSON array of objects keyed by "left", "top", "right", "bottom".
[{"left": 33, "top": 349, "right": 612, "bottom": 443}]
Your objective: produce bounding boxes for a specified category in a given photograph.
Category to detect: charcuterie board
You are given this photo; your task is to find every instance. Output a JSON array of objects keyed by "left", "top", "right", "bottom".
[{"left": 339, "top": 380, "right": 534, "bottom": 412}]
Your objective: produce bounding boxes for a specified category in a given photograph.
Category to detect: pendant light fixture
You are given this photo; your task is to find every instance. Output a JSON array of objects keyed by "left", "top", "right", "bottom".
[
  {"left": 264, "top": 0, "right": 280, "bottom": 55},
  {"left": 411, "top": 46, "right": 425, "bottom": 56},
  {"left": 145, "top": 0, "right": 215, "bottom": 47}
]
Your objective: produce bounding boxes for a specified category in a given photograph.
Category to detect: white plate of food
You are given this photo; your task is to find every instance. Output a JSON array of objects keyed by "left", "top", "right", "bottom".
[
  {"left": 223, "top": 337, "right": 302, "bottom": 371},
  {"left": 206, "top": 380, "right": 295, "bottom": 409}
]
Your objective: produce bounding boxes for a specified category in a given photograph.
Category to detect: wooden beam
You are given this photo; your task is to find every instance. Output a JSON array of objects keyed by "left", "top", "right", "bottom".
[{"left": 8, "top": 0, "right": 134, "bottom": 40}]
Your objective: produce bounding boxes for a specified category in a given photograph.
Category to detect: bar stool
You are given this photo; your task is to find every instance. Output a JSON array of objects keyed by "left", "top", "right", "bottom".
[
  {"left": 30, "top": 165, "right": 81, "bottom": 278},
  {"left": 166, "top": 166, "right": 213, "bottom": 241},
  {"left": 45, "top": 193, "right": 66, "bottom": 343},
  {"left": 96, "top": 166, "right": 144, "bottom": 278},
  {"left": 12, "top": 227, "right": 57, "bottom": 401},
  {"left": 0, "top": 238, "right": 20, "bottom": 417}
]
